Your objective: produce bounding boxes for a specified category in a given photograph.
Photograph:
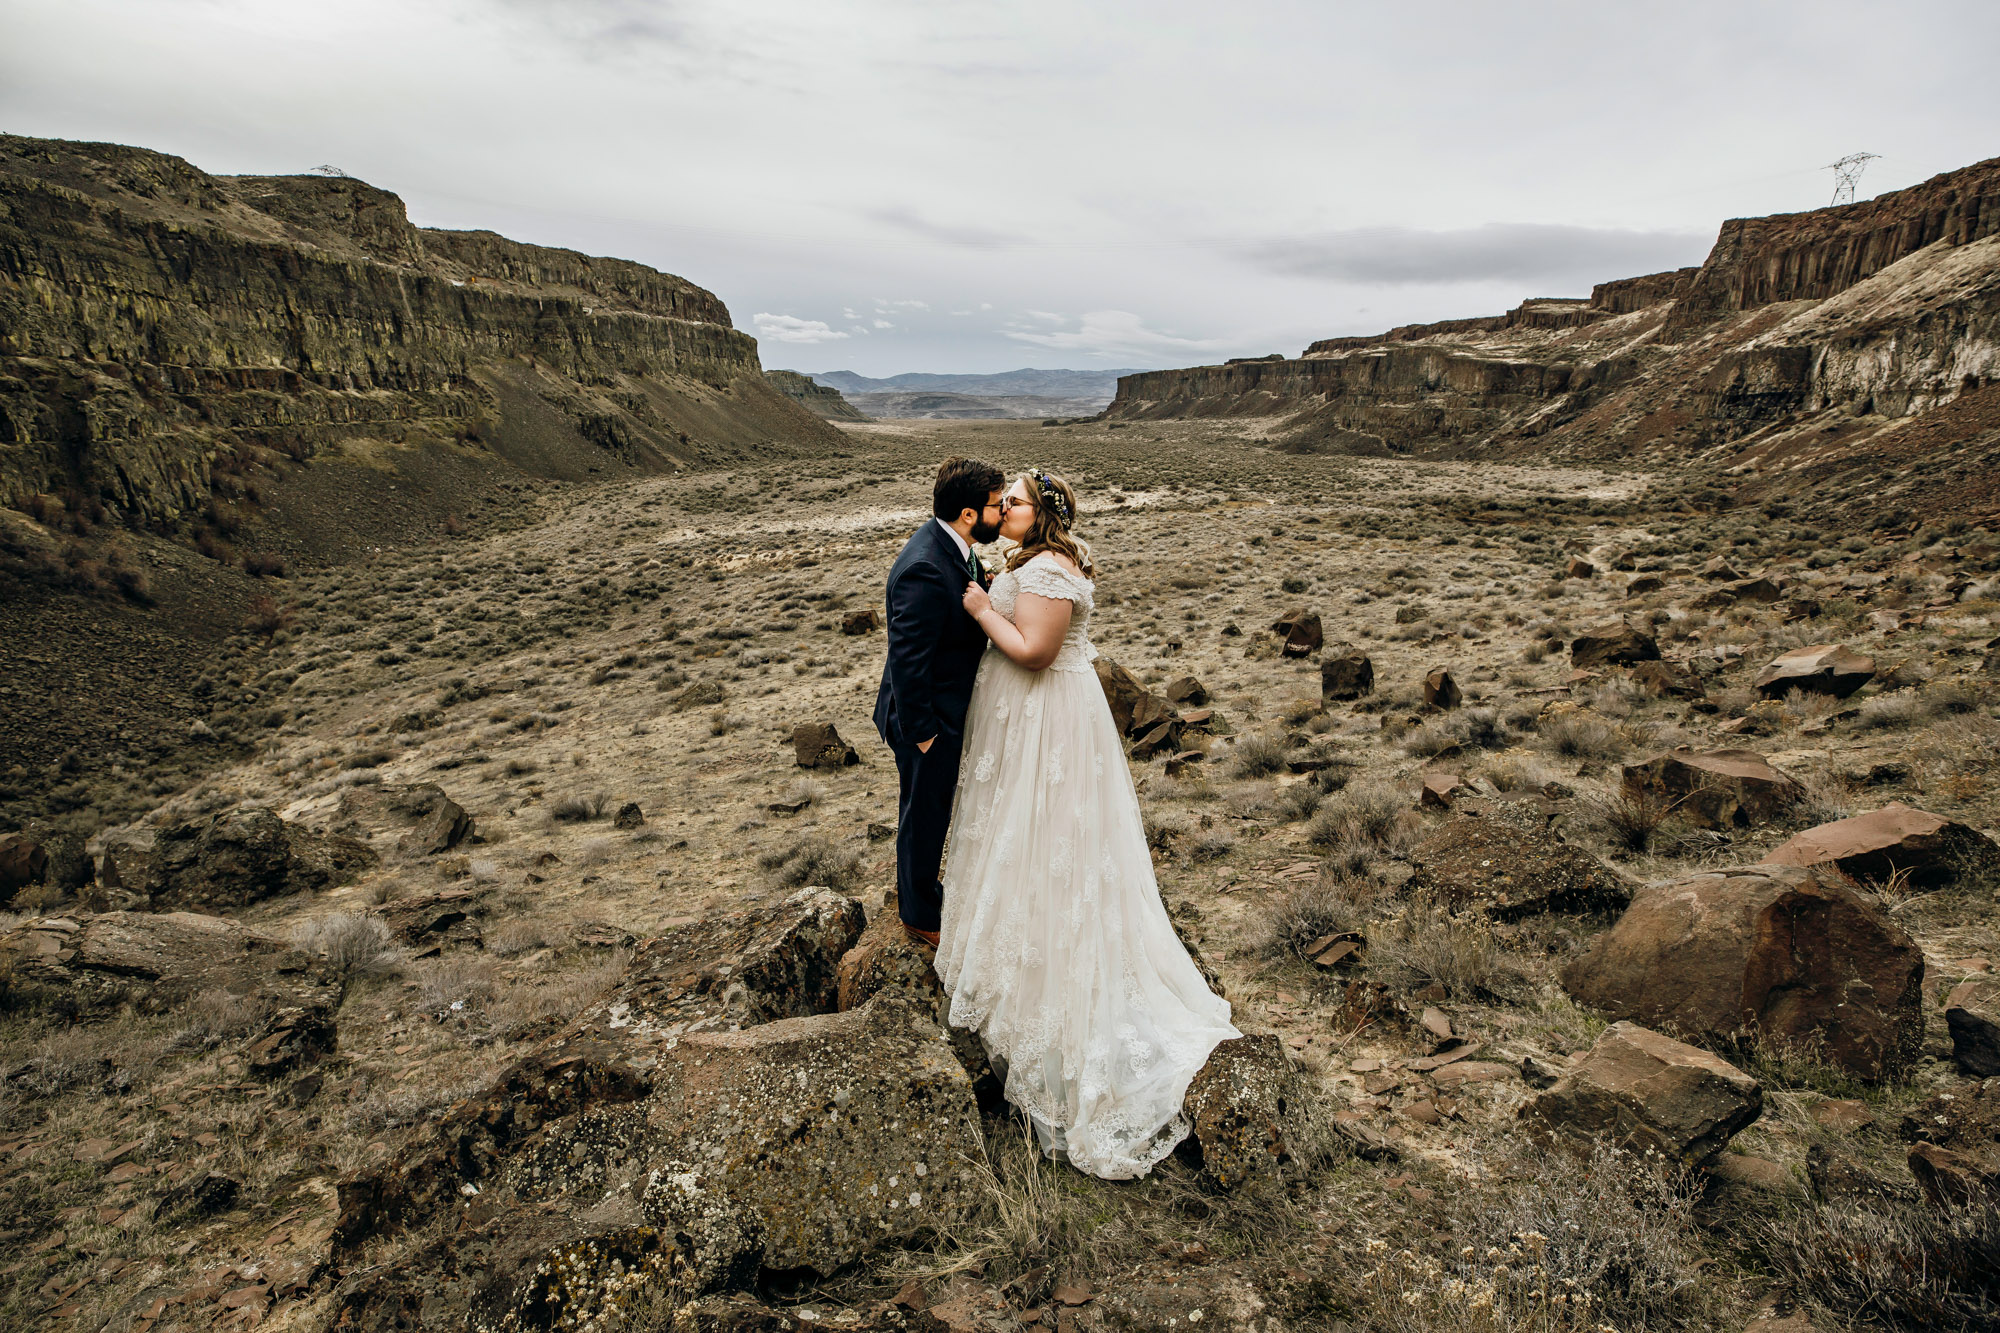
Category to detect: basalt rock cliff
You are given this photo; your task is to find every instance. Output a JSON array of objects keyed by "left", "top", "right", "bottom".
[
  {"left": 1105, "top": 156, "right": 2000, "bottom": 524},
  {"left": 0, "top": 134, "right": 839, "bottom": 551},
  {"left": 764, "top": 368, "right": 869, "bottom": 420}
]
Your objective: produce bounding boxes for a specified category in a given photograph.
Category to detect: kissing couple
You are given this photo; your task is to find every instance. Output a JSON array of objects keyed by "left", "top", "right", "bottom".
[{"left": 871, "top": 457, "right": 1240, "bottom": 1180}]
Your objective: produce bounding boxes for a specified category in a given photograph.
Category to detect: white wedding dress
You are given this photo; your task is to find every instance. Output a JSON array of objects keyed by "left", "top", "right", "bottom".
[{"left": 935, "top": 552, "right": 1241, "bottom": 1180}]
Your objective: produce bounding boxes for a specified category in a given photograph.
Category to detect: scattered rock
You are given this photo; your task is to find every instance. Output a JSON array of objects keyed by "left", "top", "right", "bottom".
[
  {"left": 1319, "top": 645, "right": 1375, "bottom": 701},
  {"left": 21, "top": 821, "right": 93, "bottom": 891},
  {"left": 613, "top": 801, "right": 646, "bottom": 830},
  {"left": 1163, "top": 675, "right": 1210, "bottom": 706},
  {"left": 1421, "top": 667, "right": 1461, "bottom": 710},
  {"left": 1565, "top": 557, "right": 1595, "bottom": 579},
  {"left": 1404, "top": 811, "right": 1630, "bottom": 920},
  {"left": 1129, "top": 717, "right": 1185, "bottom": 760},
  {"left": 1782, "top": 597, "right": 1823, "bottom": 623},
  {"left": 1271, "top": 608, "right": 1322, "bottom": 657},
  {"left": 1627, "top": 659, "right": 1706, "bottom": 700},
  {"left": 148, "top": 806, "right": 372, "bottom": 912},
  {"left": 408, "top": 794, "right": 474, "bottom": 854},
  {"left": 377, "top": 888, "right": 485, "bottom": 953},
  {"left": 1621, "top": 748, "right": 1804, "bottom": 829},
  {"left": 1708, "top": 1152, "right": 1799, "bottom": 1195},
  {"left": 865, "top": 821, "right": 895, "bottom": 843},
  {"left": 1570, "top": 620, "right": 1661, "bottom": 670},
  {"left": 1761, "top": 802, "right": 2000, "bottom": 888},
  {"left": 1945, "top": 975, "right": 2000, "bottom": 1077},
  {"left": 1521, "top": 1021, "right": 1761, "bottom": 1162},
  {"left": 1692, "top": 578, "right": 1781, "bottom": 610},
  {"left": 1626, "top": 574, "right": 1666, "bottom": 597},
  {"left": 340, "top": 783, "right": 473, "bottom": 855},
  {"left": 1562, "top": 863, "right": 1925, "bottom": 1080},
  {"left": 792, "top": 722, "right": 860, "bottom": 769},
  {"left": 1753, "top": 644, "right": 1876, "bottom": 699},
  {"left": 1418, "top": 771, "right": 1471, "bottom": 809},
  {"left": 1699, "top": 557, "right": 1744, "bottom": 582},
  {"left": 1165, "top": 750, "right": 1206, "bottom": 778},
  {"left": 841, "top": 608, "right": 881, "bottom": 635}
]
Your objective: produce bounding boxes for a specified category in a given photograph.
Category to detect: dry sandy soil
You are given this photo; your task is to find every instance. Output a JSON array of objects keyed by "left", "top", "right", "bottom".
[{"left": 4, "top": 415, "right": 1999, "bottom": 1331}]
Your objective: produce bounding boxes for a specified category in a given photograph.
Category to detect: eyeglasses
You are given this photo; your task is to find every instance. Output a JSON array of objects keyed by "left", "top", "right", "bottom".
[{"left": 1000, "top": 496, "right": 1036, "bottom": 513}]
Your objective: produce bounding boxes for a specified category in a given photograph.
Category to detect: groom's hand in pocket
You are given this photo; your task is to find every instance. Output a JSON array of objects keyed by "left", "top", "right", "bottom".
[{"left": 917, "top": 735, "right": 935, "bottom": 753}]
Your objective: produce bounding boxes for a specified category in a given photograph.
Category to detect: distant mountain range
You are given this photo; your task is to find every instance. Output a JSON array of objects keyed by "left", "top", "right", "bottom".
[{"left": 806, "top": 368, "right": 1145, "bottom": 400}]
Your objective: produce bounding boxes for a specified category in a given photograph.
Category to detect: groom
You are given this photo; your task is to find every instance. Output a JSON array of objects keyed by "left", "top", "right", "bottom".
[{"left": 874, "top": 456, "right": 1006, "bottom": 948}]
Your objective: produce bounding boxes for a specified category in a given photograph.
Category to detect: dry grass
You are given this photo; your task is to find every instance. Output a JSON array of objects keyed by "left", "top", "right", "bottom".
[
  {"left": 1754, "top": 1196, "right": 2000, "bottom": 1331},
  {"left": 292, "top": 910, "right": 400, "bottom": 977}
]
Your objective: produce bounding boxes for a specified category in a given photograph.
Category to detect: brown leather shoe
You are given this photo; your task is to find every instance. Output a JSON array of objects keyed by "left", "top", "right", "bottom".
[{"left": 903, "top": 924, "right": 941, "bottom": 949}]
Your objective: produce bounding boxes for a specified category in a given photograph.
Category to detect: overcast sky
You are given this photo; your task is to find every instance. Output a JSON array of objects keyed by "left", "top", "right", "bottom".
[{"left": 4, "top": 1, "right": 1997, "bottom": 375}]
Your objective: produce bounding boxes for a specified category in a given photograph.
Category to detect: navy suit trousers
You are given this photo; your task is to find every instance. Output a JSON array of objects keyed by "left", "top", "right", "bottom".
[{"left": 893, "top": 731, "right": 962, "bottom": 932}]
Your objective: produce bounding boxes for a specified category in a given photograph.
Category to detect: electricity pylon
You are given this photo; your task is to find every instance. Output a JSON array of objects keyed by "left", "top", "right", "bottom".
[{"left": 1824, "top": 153, "right": 1879, "bottom": 206}]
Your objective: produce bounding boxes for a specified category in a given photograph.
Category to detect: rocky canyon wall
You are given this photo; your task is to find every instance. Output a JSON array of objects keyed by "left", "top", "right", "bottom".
[
  {"left": 1103, "top": 156, "right": 2000, "bottom": 521},
  {"left": 0, "top": 135, "right": 839, "bottom": 542}
]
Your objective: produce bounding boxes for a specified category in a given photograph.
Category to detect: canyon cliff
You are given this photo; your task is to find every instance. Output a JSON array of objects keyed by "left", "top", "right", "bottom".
[
  {"left": 765, "top": 369, "right": 869, "bottom": 420},
  {"left": 1105, "top": 156, "right": 2000, "bottom": 525},
  {"left": 0, "top": 135, "right": 840, "bottom": 553}
]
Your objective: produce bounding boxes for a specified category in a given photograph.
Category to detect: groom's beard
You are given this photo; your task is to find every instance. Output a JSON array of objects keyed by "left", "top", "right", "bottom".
[{"left": 969, "top": 517, "right": 1002, "bottom": 543}]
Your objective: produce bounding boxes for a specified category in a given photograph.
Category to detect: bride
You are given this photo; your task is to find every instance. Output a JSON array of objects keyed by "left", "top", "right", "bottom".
[{"left": 935, "top": 467, "right": 1240, "bottom": 1180}]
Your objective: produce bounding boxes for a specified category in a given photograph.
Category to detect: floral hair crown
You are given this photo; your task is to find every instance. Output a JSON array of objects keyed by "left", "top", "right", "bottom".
[{"left": 1030, "top": 468, "right": 1073, "bottom": 529}]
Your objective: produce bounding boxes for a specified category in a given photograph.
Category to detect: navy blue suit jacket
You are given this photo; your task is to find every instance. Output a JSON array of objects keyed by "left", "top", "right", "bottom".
[{"left": 873, "top": 521, "right": 989, "bottom": 750}]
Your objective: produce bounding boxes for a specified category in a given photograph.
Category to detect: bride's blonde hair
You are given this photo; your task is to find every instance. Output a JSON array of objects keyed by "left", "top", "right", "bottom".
[{"left": 1004, "top": 467, "right": 1093, "bottom": 578}]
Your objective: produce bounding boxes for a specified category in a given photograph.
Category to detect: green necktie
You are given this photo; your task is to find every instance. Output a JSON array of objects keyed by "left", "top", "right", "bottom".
[{"left": 965, "top": 549, "right": 981, "bottom": 584}]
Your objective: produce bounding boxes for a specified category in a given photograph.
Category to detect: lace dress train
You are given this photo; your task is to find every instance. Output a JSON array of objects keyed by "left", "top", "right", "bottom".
[{"left": 935, "top": 553, "right": 1240, "bottom": 1180}]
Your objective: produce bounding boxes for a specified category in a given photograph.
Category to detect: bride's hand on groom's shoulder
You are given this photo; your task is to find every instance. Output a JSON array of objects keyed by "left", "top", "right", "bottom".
[{"left": 962, "top": 584, "right": 990, "bottom": 617}]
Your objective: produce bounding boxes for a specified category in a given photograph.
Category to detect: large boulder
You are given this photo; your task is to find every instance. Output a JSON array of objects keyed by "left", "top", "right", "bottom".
[
  {"left": 1094, "top": 656, "right": 1153, "bottom": 736},
  {"left": 1754, "top": 644, "right": 1875, "bottom": 699},
  {"left": 0, "top": 832, "right": 49, "bottom": 903},
  {"left": 1570, "top": 621, "right": 1661, "bottom": 670},
  {"left": 1272, "top": 609, "right": 1323, "bottom": 658},
  {"left": 1320, "top": 645, "right": 1375, "bottom": 701},
  {"left": 1562, "top": 864, "right": 1925, "bottom": 1080},
  {"left": 332, "top": 989, "right": 987, "bottom": 1328},
  {"left": 337, "top": 782, "right": 473, "bottom": 855},
  {"left": 835, "top": 910, "right": 1002, "bottom": 1109},
  {"left": 1621, "top": 748, "right": 1804, "bottom": 830},
  {"left": 148, "top": 806, "right": 373, "bottom": 911},
  {"left": 1403, "top": 810, "right": 1630, "bottom": 920},
  {"left": 0, "top": 910, "right": 338, "bottom": 1018},
  {"left": 1521, "top": 1021, "right": 1761, "bottom": 1162},
  {"left": 1945, "top": 975, "right": 2000, "bottom": 1078},
  {"left": 1761, "top": 803, "right": 2000, "bottom": 888},
  {"left": 1178, "top": 1034, "right": 1306, "bottom": 1190}
]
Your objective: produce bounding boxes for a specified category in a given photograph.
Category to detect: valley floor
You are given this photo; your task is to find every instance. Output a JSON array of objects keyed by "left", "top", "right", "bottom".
[{"left": 4, "top": 415, "right": 1998, "bottom": 1331}]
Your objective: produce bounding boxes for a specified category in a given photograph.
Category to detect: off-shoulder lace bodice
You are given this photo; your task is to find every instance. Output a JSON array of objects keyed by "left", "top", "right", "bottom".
[{"left": 986, "top": 552, "right": 1096, "bottom": 673}]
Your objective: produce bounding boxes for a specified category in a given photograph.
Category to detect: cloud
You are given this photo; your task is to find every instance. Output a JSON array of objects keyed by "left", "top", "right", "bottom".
[
  {"left": 866, "top": 207, "right": 1026, "bottom": 249},
  {"left": 872, "top": 318, "right": 895, "bottom": 328},
  {"left": 1003, "top": 310, "right": 1228, "bottom": 360},
  {"left": 753, "top": 312, "right": 849, "bottom": 343},
  {"left": 1245, "top": 223, "right": 1711, "bottom": 288},
  {"left": 873, "top": 297, "right": 930, "bottom": 311}
]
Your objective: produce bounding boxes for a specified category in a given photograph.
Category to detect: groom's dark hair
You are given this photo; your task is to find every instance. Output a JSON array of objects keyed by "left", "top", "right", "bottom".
[{"left": 932, "top": 457, "right": 1005, "bottom": 522}]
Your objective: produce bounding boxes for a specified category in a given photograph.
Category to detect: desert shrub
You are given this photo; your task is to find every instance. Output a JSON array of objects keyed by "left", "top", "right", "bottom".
[
  {"left": 1539, "top": 714, "right": 1626, "bottom": 762},
  {"left": 1143, "top": 807, "right": 1190, "bottom": 852},
  {"left": 1276, "top": 782, "right": 1325, "bottom": 822},
  {"left": 1261, "top": 875, "right": 1369, "bottom": 961},
  {"left": 551, "top": 790, "right": 610, "bottom": 822},
  {"left": 765, "top": 834, "right": 862, "bottom": 892},
  {"left": 292, "top": 911, "right": 399, "bottom": 977},
  {"left": 1188, "top": 828, "right": 1237, "bottom": 862},
  {"left": 1230, "top": 732, "right": 1289, "bottom": 778},
  {"left": 1755, "top": 1195, "right": 2000, "bottom": 1331},
  {"left": 489, "top": 919, "right": 547, "bottom": 957},
  {"left": 1584, "top": 786, "right": 1673, "bottom": 854},
  {"left": 1854, "top": 690, "right": 1931, "bottom": 731},
  {"left": 1329, "top": 1141, "right": 1714, "bottom": 1333},
  {"left": 166, "top": 988, "right": 271, "bottom": 1052},
  {"left": 1308, "top": 781, "right": 1408, "bottom": 852},
  {"left": 1368, "top": 899, "right": 1526, "bottom": 1001}
]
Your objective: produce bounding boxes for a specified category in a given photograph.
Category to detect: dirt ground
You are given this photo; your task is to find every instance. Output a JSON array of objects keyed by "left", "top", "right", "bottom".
[{"left": 4, "top": 414, "right": 1999, "bottom": 1331}]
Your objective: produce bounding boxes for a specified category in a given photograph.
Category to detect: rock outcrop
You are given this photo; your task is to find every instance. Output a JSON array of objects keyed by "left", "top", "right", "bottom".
[
  {"left": 1621, "top": 748, "right": 1804, "bottom": 830},
  {"left": 1562, "top": 863, "right": 1925, "bottom": 1080},
  {"left": 764, "top": 369, "right": 869, "bottom": 420},
  {"left": 145, "top": 805, "right": 373, "bottom": 911},
  {"left": 0, "top": 909, "right": 338, "bottom": 1017},
  {"left": 327, "top": 890, "right": 996, "bottom": 1326},
  {"left": 1403, "top": 810, "right": 1629, "bottom": 920}
]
